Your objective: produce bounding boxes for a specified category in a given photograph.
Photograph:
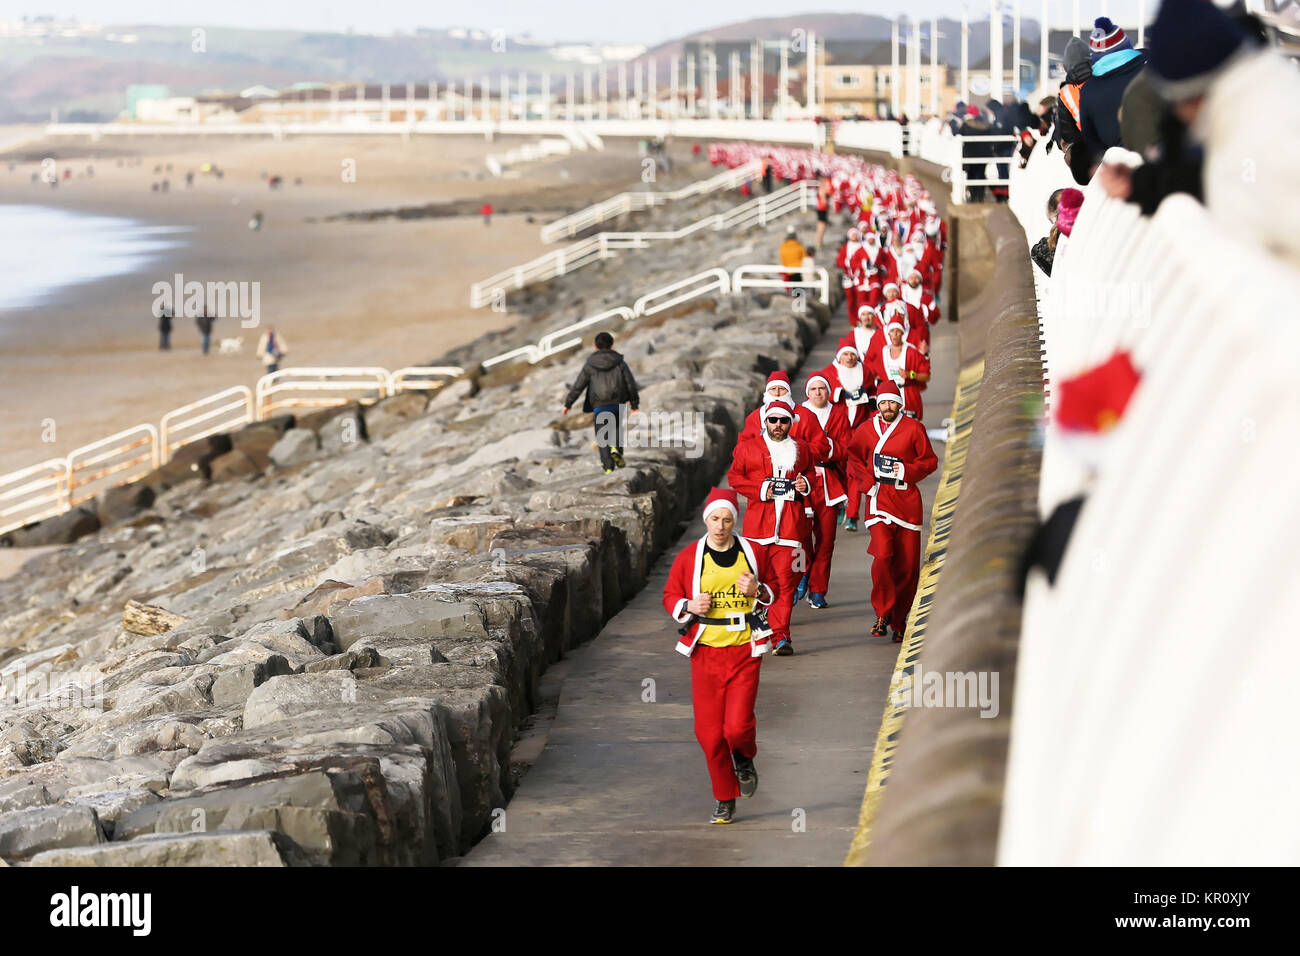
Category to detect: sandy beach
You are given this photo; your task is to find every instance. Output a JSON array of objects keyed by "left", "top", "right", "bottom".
[{"left": 0, "top": 130, "right": 701, "bottom": 476}]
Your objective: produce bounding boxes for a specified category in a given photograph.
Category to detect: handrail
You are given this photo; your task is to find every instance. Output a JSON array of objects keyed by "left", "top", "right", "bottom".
[
  {"left": 159, "top": 386, "right": 254, "bottom": 463},
  {"left": 535, "top": 307, "right": 636, "bottom": 358},
  {"left": 66, "top": 424, "right": 159, "bottom": 508},
  {"left": 389, "top": 366, "right": 465, "bottom": 392},
  {"left": 470, "top": 179, "right": 813, "bottom": 307},
  {"left": 633, "top": 268, "right": 731, "bottom": 317},
  {"left": 731, "top": 265, "right": 830, "bottom": 304},
  {"left": 255, "top": 367, "right": 391, "bottom": 419},
  {"left": 0, "top": 459, "right": 68, "bottom": 537},
  {"left": 540, "top": 160, "right": 762, "bottom": 242}
]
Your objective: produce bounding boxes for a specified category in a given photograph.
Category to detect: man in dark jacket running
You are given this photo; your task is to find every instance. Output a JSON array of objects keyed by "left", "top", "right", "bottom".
[{"left": 562, "top": 331, "right": 640, "bottom": 473}]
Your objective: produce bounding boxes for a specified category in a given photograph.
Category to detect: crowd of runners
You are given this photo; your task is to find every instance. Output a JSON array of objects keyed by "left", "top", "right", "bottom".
[{"left": 656, "top": 147, "right": 949, "bottom": 823}]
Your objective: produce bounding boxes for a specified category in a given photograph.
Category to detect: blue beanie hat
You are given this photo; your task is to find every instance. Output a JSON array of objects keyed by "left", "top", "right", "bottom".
[
  {"left": 1147, "top": 0, "right": 1246, "bottom": 101},
  {"left": 1089, "top": 17, "right": 1133, "bottom": 62}
]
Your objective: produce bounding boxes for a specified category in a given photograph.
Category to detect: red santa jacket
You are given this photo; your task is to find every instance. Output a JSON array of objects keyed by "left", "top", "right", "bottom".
[
  {"left": 846, "top": 412, "right": 938, "bottom": 531},
  {"left": 881, "top": 300, "right": 930, "bottom": 352},
  {"left": 726, "top": 434, "right": 815, "bottom": 548},
  {"left": 663, "top": 533, "right": 777, "bottom": 658},
  {"left": 839, "top": 326, "right": 886, "bottom": 365},
  {"left": 900, "top": 286, "right": 940, "bottom": 326},
  {"left": 738, "top": 405, "right": 831, "bottom": 461},
  {"left": 821, "top": 360, "right": 875, "bottom": 429},
  {"left": 867, "top": 340, "right": 931, "bottom": 420},
  {"left": 799, "top": 400, "right": 851, "bottom": 507},
  {"left": 834, "top": 240, "right": 858, "bottom": 290}
]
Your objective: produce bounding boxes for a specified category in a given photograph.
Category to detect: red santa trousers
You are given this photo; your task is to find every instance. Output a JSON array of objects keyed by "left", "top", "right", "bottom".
[
  {"left": 763, "top": 544, "right": 803, "bottom": 642},
  {"left": 690, "top": 644, "right": 762, "bottom": 800},
  {"left": 867, "top": 521, "right": 922, "bottom": 633},
  {"left": 807, "top": 500, "right": 839, "bottom": 595},
  {"left": 844, "top": 477, "right": 868, "bottom": 520},
  {"left": 844, "top": 284, "right": 860, "bottom": 326}
]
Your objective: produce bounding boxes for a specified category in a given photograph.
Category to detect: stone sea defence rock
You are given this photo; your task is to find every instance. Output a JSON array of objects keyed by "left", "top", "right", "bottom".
[{"left": 0, "top": 204, "right": 836, "bottom": 864}]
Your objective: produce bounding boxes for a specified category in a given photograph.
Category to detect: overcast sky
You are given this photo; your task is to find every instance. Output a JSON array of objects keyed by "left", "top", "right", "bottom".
[{"left": 0, "top": 1, "right": 1155, "bottom": 45}]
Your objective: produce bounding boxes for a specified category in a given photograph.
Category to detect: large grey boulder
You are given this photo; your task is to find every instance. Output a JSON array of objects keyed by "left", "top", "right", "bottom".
[
  {"left": 28, "top": 829, "right": 311, "bottom": 867},
  {"left": 0, "top": 804, "right": 105, "bottom": 861},
  {"left": 327, "top": 594, "right": 488, "bottom": 653},
  {"left": 268, "top": 428, "right": 320, "bottom": 468}
]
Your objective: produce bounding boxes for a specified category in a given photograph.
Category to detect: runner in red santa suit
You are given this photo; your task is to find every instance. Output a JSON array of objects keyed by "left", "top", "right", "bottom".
[
  {"left": 798, "top": 373, "right": 851, "bottom": 609},
  {"left": 868, "top": 321, "right": 932, "bottom": 421},
  {"left": 882, "top": 294, "right": 930, "bottom": 354},
  {"left": 823, "top": 345, "right": 874, "bottom": 532},
  {"left": 835, "top": 228, "right": 862, "bottom": 324},
  {"left": 900, "top": 267, "right": 941, "bottom": 327},
  {"left": 738, "top": 371, "right": 831, "bottom": 460},
  {"left": 846, "top": 381, "right": 938, "bottom": 642},
  {"left": 857, "top": 230, "right": 890, "bottom": 310},
  {"left": 662, "top": 487, "right": 777, "bottom": 825},
  {"left": 726, "top": 397, "right": 814, "bottom": 657},
  {"left": 840, "top": 305, "right": 885, "bottom": 369}
]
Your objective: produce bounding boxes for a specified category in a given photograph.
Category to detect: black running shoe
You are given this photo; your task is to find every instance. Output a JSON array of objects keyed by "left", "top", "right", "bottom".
[
  {"left": 734, "top": 755, "right": 759, "bottom": 798},
  {"left": 892, "top": 627, "right": 905, "bottom": 644},
  {"left": 711, "top": 799, "right": 736, "bottom": 824},
  {"left": 871, "top": 617, "right": 888, "bottom": 638}
]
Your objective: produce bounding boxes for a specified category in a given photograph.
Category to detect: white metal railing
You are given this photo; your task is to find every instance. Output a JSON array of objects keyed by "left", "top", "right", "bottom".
[
  {"left": 731, "top": 265, "right": 830, "bottom": 304},
  {"left": 946, "top": 134, "right": 1022, "bottom": 204},
  {"left": 0, "top": 363, "right": 468, "bottom": 536},
  {"left": 66, "top": 425, "right": 159, "bottom": 508},
  {"left": 487, "top": 137, "right": 572, "bottom": 177},
  {"left": 159, "top": 386, "right": 254, "bottom": 463},
  {"left": 633, "top": 268, "right": 731, "bottom": 316},
  {"left": 471, "top": 180, "right": 815, "bottom": 307},
  {"left": 540, "top": 161, "right": 762, "bottom": 242},
  {"left": 255, "top": 367, "right": 391, "bottom": 419},
  {"left": 0, "top": 459, "right": 68, "bottom": 537},
  {"left": 389, "top": 366, "right": 465, "bottom": 392}
]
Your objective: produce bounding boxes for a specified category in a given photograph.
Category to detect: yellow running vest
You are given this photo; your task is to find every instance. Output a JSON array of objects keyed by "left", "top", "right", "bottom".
[{"left": 697, "top": 549, "right": 758, "bottom": 648}]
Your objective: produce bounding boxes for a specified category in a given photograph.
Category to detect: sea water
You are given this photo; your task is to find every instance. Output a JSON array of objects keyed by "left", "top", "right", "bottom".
[{"left": 0, "top": 204, "right": 188, "bottom": 311}]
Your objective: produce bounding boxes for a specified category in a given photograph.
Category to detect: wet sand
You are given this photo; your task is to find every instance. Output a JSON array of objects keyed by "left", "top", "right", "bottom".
[{"left": 0, "top": 131, "right": 700, "bottom": 475}]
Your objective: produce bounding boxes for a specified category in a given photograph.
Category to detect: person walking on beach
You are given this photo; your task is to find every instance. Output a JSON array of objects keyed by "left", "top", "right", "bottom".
[
  {"left": 157, "top": 306, "right": 173, "bottom": 351},
  {"left": 481, "top": 202, "right": 494, "bottom": 226},
  {"left": 561, "top": 331, "right": 640, "bottom": 474},
  {"left": 257, "top": 326, "right": 288, "bottom": 374},
  {"left": 662, "top": 487, "right": 777, "bottom": 825},
  {"left": 196, "top": 312, "right": 215, "bottom": 355}
]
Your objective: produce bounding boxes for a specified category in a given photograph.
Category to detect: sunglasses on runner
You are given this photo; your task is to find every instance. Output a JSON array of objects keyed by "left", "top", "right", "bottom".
[{"left": 765, "top": 416, "right": 790, "bottom": 424}]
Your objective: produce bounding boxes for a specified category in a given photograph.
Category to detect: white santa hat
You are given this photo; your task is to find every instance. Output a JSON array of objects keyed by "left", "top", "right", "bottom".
[
  {"left": 804, "top": 374, "right": 831, "bottom": 397},
  {"left": 835, "top": 345, "right": 861, "bottom": 363},
  {"left": 885, "top": 320, "right": 906, "bottom": 336},
  {"left": 875, "top": 380, "right": 905, "bottom": 407},
  {"left": 761, "top": 396, "right": 796, "bottom": 420},
  {"left": 882, "top": 282, "right": 900, "bottom": 296},
  {"left": 857, "top": 304, "right": 879, "bottom": 324},
  {"left": 906, "top": 268, "right": 924, "bottom": 281}
]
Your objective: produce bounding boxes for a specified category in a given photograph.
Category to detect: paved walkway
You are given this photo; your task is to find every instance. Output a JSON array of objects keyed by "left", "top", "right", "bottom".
[{"left": 465, "top": 305, "right": 957, "bottom": 866}]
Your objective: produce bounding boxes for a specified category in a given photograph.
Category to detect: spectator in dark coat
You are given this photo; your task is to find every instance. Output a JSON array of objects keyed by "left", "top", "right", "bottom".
[
  {"left": 958, "top": 105, "right": 994, "bottom": 202},
  {"left": 1076, "top": 19, "right": 1148, "bottom": 171},
  {"left": 562, "top": 331, "right": 641, "bottom": 473}
]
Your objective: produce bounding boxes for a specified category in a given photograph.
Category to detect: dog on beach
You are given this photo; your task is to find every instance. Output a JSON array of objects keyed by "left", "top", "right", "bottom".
[{"left": 218, "top": 337, "right": 244, "bottom": 355}]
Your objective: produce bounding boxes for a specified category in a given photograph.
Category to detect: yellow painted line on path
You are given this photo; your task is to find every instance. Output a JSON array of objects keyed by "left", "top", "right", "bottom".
[{"left": 844, "top": 358, "right": 984, "bottom": 866}]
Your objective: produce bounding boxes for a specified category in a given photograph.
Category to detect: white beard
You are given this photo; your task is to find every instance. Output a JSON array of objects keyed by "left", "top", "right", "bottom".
[
  {"left": 901, "top": 283, "right": 923, "bottom": 307},
  {"left": 764, "top": 433, "right": 798, "bottom": 475},
  {"left": 837, "top": 361, "right": 864, "bottom": 393}
]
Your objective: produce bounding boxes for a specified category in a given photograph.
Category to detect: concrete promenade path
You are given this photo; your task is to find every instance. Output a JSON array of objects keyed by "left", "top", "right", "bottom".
[{"left": 464, "top": 305, "right": 957, "bottom": 866}]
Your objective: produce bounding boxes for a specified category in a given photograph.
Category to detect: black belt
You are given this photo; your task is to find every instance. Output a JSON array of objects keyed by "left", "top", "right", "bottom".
[{"left": 678, "top": 609, "right": 770, "bottom": 637}]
